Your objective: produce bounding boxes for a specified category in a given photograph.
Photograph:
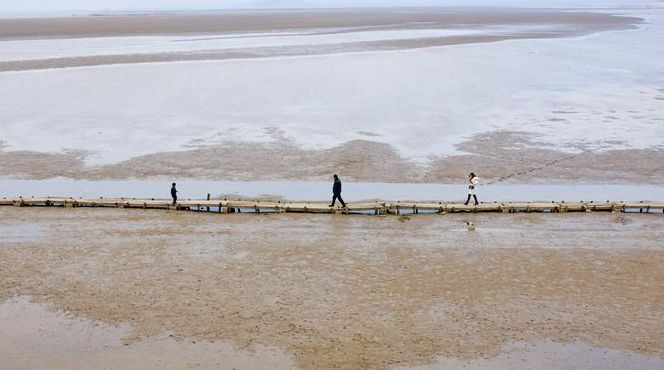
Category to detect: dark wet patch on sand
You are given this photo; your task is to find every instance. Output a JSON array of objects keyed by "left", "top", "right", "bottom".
[
  {"left": 550, "top": 110, "right": 579, "bottom": 114},
  {"left": 0, "top": 34, "right": 605, "bottom": 72},
  {"left": 356, "top": 131, "right": 381, "bottom": 137}
]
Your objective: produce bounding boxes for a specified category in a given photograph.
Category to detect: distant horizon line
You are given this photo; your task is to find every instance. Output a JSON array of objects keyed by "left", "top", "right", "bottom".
[{"left": 0, "top": 4, "right": 654, "bottom": 18}]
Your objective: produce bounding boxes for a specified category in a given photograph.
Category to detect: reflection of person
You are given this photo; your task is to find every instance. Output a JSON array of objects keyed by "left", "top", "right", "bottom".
[
  {"left": 464, "top": 173, "right": 479, "bottom": 206},
  {"left": 171, "top": 182, "right": 178, "bottom": 205},
  {"left": 329, "top": 174, "right": 346, "bottom": 207}
]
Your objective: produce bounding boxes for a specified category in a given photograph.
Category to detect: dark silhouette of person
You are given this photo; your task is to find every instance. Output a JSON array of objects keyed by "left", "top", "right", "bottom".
[
  {"left": 464, "top": 172, "right": 479, "bottom": 206},
  {"left": 171, "top": 182, "right": 178, "bottom": 205},
  {"left": 329, "top": 174, "right": 346, "bottom": 207}
]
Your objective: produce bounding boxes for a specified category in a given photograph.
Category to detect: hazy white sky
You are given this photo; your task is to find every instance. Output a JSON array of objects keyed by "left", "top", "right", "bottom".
[{"left": 0, "top": 0, "right": 659, "bottom": 13}]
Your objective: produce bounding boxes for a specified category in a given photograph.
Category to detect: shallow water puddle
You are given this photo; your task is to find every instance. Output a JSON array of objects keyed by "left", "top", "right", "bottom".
[
  {"left": 2, "top": 296, "right": 662, "bottom": 370},
  {"left": 0, "top": 224, "right": 44, "bottom": 242},
  {"left": 0, "top": 296, "right": 296, "bottom": 370},
  {"left": 393, "top": 341, "right": 664, "bottom": 370}
]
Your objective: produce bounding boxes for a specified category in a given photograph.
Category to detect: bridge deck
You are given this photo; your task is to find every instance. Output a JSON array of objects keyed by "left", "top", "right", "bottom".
[{"left": 2, "top": 197, "right": 663, "bottom": 214}]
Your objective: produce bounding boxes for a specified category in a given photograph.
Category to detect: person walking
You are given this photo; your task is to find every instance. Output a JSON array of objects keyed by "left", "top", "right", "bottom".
[
  {"left": 464, "top": 173, "right": 479, "bottom": 206},
  {"left": 171, "top": 182, "right": 178, "bottom": 205},
  {"left": 329, "top": 174, "right": 347, "bottom": 207}
]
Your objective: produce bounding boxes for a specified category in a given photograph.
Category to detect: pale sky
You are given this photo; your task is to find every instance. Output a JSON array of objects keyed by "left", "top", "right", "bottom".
[{"left": 0, "top": 0, "right": 659, "bottom": 13}]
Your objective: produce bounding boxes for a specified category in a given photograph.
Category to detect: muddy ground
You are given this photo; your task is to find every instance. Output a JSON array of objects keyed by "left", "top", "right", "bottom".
[
  {"left": 2, "top": 131, "right": 663, "bottom": 183},
  {"left": 0, "top": 9, "right": 637, "bottom": 40},
  {"left": 0, "top": 207, "right": 662, "bottom": 369}
]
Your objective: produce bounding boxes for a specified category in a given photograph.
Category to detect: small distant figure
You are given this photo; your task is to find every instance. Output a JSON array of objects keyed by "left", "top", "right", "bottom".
[
  {"left": 464, "top": 172, "right": 479, "bottom": 206},
  {"left": 329, "top": 174, "right": 346, "bottom": 207},
  {"left": 171, "top": 182, "right": 178, "bottom": 205}
]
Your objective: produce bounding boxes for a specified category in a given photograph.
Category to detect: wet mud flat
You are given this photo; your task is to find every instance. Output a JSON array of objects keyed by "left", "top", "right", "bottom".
[
  {"left": 0, "top": 207, "right": 663, "bottom": 369},
  {"left": 0, "top": 8, "right": 638, "bottom": 40},
  {"left": 3, "top": 131, "right": 664, "bottom": 184},
  {"left": 0, "top": 8, "right": 638, "bottom": 72}
]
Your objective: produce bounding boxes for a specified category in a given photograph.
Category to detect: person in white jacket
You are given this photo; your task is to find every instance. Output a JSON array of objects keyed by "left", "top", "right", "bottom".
[{"left": 464, "top": 172, "right": 479, "bottom": 206}]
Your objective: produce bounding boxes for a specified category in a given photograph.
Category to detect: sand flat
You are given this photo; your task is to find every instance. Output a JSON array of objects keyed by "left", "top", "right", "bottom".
[
  {"left": 0, "top": 8, "right": 640, "bottom": 71},
  {"left": 1, "top": 9, "right": 661, "bottom": 183},
  {"left": 0, "top": 9, "right": 639, "bottom": 40},
  {"left": 1, "top": 10, "right": 661, "bottom": 181},
  {"left": 1, "top": 207, "right": 663, "bottom": 369}
]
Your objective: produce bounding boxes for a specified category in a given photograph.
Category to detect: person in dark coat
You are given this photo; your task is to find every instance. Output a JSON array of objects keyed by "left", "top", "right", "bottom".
[
  {"left": 171, "top": 182, "right": 178, "bottom": 205},
  {"left": 329, "top": 174, "right": 346, "bottom": 207}
]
